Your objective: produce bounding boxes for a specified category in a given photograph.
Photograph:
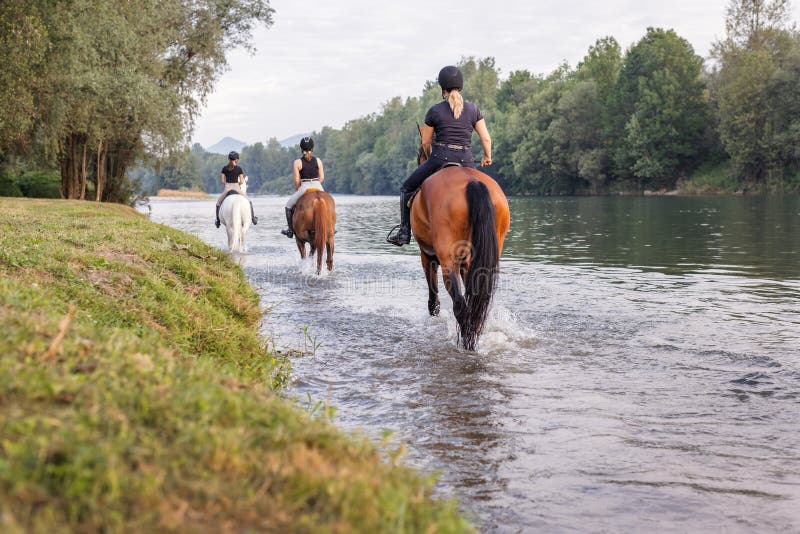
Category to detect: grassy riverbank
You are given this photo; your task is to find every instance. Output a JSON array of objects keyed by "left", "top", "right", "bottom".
[{"left": 0, "top": 199, "right": 470, "bottom": 532}]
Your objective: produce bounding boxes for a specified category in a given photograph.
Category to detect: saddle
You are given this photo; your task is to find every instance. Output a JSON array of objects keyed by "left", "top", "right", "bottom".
[
  {"left": 406, "top": 163, "right": 463, "bottom": 208},
  {"left": 220, "top": 189, "right": 241, "bottom": 202}
]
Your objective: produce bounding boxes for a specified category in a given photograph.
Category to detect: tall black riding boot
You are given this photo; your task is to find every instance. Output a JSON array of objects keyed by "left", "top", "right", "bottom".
[
  {"left": 249, "top": 201, "right": 258, "bottom": 225},
  {"left": 215, "top": 204, "right": 220, "bottom": 228},
  {"left": 387, "top": 189, "right": 411, "bottom": 246},
  {"left": 280, "top": 207, "right": 294, "bottom": 238}
]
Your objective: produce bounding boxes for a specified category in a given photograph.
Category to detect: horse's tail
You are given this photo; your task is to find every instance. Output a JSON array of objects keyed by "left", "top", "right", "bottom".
[
  {"left": 460, "top": 180, "right": 499, "bottom": 350},
  {"left": 231, "top": 197, "right": 247, "bottom": 251},
  {"left": 230, "top": 202, "right": 241, "bottom": 252},
  {"left": 313, "top": 195, "right": 329, "bottom": 274}
]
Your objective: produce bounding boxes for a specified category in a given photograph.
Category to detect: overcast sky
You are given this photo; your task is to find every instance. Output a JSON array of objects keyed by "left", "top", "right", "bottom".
[{"left": 191, "top": 0, "right": 800, "bottom": 148}]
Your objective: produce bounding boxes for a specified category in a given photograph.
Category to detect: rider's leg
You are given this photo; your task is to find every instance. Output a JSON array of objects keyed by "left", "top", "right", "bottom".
[
  {"left": 282, "top": 186, "right": 306, "bottom": 238},
  {"left": 281, "top": 207, "right": 294, "bottom": 238},
  {"left": 215, "top": 188, "right": 230, "bottom": 227},
  {"left": 390, "top": 188, "right": 413, "bottom": 245},
  {"left": 387, "top": 158, "right": 441, "bottom": 246},
  {"left": 249, "top": 201, "right": 258, "bottom": 225}
]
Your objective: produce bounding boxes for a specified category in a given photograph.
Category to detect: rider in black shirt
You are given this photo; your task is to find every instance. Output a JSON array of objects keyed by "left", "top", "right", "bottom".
[
  {"left": 215, "top": 151, "right": 258, "bottom": 227},
  {"left": 387, "top": 66, "right": 492, "bottom": 246}
]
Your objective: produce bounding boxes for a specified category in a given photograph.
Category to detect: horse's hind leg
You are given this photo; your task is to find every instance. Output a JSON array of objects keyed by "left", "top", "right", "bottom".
[
  {"left": 295, "top": 238, "right": 306, "bottom": 259},
  {"left": 442, "top": 262, "right": 465, "bottom": 325},
  {"left": 421, "top": 252, "right": 440, "bottom": 316},
  {"left": 325, "top": 237, "right": 334, "bottom": 271}
]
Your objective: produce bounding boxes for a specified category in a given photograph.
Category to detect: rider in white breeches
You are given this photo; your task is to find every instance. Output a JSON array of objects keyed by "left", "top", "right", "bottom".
[{"left": 281, "top": 137, "right": 325, "bottom": 238}]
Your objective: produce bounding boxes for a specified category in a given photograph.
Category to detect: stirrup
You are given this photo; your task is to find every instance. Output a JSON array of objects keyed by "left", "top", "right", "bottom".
[
  {"left": 386, "top": 225, "right": 409, "bottom": 246},
  {"left": 281, "top": 228, "right": 293, "bottom": 238},
  {"left": 252, "top": 216, "right": 258, "bottom": 225},
  {"left": 215, "top": 219, "right": 220, "bottom": 228}
]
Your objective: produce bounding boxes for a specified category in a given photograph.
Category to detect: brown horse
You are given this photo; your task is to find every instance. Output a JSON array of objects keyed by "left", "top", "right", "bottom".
[
  {"left": 292, "top": 190, "right": 336, "bottom": 274},
  {"left": 410, "top": 160, "right": 510, "bottom": 350}
]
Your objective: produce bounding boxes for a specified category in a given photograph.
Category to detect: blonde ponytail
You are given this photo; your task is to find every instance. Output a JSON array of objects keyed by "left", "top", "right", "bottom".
[{"left": 447, "top": 90, "right": 464, "bottom": 119}]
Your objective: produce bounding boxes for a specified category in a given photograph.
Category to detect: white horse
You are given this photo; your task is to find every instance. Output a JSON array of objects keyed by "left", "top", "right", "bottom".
[{"left": 219, "top": 193, "right": 251, "bottom": 252}]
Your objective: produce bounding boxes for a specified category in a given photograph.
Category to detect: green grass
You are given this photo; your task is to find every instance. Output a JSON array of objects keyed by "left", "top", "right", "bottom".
[{"left": 0, "top": 198, "right": 471, "bottom": 533}]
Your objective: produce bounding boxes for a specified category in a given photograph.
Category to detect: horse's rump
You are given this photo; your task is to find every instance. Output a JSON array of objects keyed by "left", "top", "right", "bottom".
[
  {"left": 293, "top": 190, "right": 336, "bottom": 274},
  {"left": 410, "top": 166, "right": 509, "bottom": 349},
  {"left": 219, "top": 193, "right": 251, "bottom": 252},
  {"left": 411, "top": 167, "right": 508, "bottom": 252}
]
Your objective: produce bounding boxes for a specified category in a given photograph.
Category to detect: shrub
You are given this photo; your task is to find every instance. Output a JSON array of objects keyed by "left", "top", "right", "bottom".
[
  {"left": 682, "top": 160, "right": 739, "bottom": 194},
  {"left": 0, "top": 173, "right": 23, "bottom": 197},
  {"left": 17, "top": 170, "right": 62, "bottom": 198}
]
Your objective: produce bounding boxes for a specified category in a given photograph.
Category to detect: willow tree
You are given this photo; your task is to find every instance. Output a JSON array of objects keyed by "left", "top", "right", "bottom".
[
  {"left": 0, "top": 1, "right": 48, "bottom": 158},
  {"left": 11, "top": 0, "right": 273, "bottom": 202}
]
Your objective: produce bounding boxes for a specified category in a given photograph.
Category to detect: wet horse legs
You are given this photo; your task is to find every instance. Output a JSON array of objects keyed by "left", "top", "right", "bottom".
[
  {"left": 325, "top": 238, "right": 334, "bottom": 272},
  {"left": 421, "top": 252, "right": 440, "bottom": 316}
]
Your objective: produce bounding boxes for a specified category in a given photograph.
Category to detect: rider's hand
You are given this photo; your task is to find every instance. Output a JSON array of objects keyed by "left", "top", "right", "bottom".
[{"left": 480, "top": 155, "right": 492, "bottom": 167}]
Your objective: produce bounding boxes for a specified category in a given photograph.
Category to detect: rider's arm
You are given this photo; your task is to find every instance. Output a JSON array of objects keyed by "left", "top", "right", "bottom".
[
  {"left": 292, "top": 160, "right": 301, "bottom": 190},
  {"left": 421, "top": 124, "right": 434, "bottom": 157},
  {"left": 220, "top": 172, "right": 225, "bottom": 185},
  {"left": 317, "top": 158, "right": 325, "bottom": 183},
  {"left": 474, "top": 119, "right": 492, "bottom": 167}
]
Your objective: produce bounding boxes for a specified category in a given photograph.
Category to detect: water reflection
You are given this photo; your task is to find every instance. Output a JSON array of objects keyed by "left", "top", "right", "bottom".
[{"left": 504, "top": 196, "right": 800, "bottom": 279}]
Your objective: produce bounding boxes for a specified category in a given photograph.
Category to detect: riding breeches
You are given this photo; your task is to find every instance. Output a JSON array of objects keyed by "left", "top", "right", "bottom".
[
  {"left": 216, "top": 183, "right": 249, "bottom": 206},
  {"left": 286, "top": 180, "right": 324, "bottom": 208},
  {"left": 401, "top": 147, "right": 476, "bottom": 192}
]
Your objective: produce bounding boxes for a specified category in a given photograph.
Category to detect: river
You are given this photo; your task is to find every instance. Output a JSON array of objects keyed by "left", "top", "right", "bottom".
[{"left": 149, "top": 194, "right": 800, "bottom": 533}]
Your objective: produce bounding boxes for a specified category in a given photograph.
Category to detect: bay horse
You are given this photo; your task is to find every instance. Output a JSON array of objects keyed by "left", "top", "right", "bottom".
[
  {"left": 219, "top": 193, "right": 251, "bottom": 252},
  {"left": 409, "top": 147, "right": 510, "bottom": 350},
  {"left": 292, "top": 190, "right": 336, "bottom": 275}
]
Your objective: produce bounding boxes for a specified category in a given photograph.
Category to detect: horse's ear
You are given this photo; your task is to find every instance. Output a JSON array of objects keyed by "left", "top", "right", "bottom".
[{"left": 416, "top": 122, "right": 423, "bottom": 139}]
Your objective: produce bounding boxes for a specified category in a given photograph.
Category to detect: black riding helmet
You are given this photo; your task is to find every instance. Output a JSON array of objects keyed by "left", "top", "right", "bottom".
[
  {"left": 300, "top": 137, "right": 314, "bottom": 151},
  {"left": 228, "top": 151, "right": 239, "bottom": 160},
  {"left": 438, "top": 66, "right": 463, "bottom": 91}
]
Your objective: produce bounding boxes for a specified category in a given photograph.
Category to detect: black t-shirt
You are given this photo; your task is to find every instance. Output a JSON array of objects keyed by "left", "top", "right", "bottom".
[
  {"left": 424, "top": 100, "right": 484, "bottom": 147},
  {"left": 221, "top": 165, "right": 244, "bottom": 184}
]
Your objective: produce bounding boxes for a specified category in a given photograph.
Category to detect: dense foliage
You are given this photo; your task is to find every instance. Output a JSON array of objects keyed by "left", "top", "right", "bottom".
[
  {"left": 0, "top": 0, "right": 274, "bottom": 202},
  {"left": 1, "top": 0, "right": 798, "bottom": 199}
]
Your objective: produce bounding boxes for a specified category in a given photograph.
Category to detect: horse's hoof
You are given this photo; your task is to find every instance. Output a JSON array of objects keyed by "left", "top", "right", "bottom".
[{"left": 429, "top": 301, "right": 440, "bottom": 316}]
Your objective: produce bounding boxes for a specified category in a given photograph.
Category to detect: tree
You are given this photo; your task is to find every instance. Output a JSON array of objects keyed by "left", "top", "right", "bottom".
[
  {"left": 576, "top": 36, "right": 622, "bottom": 101},
  {"left": 610, "top": 28, "right": 709, "bottom": 188},
  {"left": 722, "top": 0, "right": 794, "bottom": 48},
  {"left": 459, "top": 57, "right": 500, "bottom": 114},
  {"left": 0, "top": 1, "right": 47, "bottom": 157},
  {"left": 505, "top": 64, "right": 577, "bottom": 195},
  {"left": 0, "top": 0, "right": 273, "bottom": 203},
  {"left": 540, "top": 37, "right": 623, "bottom": 193},
  {"left": 712, "top": 0, "right": 799, "bottom": 186},
  {"left": 548, "top": 81, "right": 609, "bottom": 192}
]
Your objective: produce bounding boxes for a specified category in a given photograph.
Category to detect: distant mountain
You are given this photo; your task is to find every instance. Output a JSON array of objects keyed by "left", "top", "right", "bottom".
[
  {"left": 279, "top": 133, "right": 311, "bottom": 148},
  {"left": 206, "top": 136, "right": 247, "bottom": 155}
]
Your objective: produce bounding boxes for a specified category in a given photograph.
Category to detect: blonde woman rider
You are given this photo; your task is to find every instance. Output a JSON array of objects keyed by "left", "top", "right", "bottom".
[
  {"left": 281, "top": 137, "right": 325, "bottom": 238},
  {"left": 215, "top": 151, "right": 258, "bottom": 227},
  {"left": 386, "top": 65, "right": 492, "bottom": 246}
]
